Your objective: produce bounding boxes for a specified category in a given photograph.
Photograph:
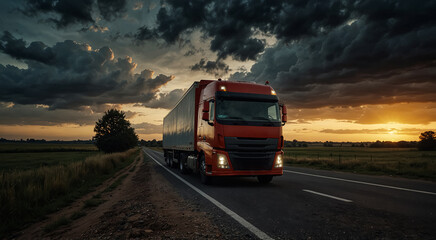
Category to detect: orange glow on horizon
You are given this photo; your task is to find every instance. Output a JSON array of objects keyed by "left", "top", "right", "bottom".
[{"left": 1, "top": 103, "right": 435, "bottom": 142}]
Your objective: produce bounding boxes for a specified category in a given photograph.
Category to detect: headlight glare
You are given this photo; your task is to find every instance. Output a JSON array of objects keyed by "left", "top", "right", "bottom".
[
  {"left": 275, "top": 153, "right": 283, "bottom": 168},
  {"left": 217, "top": 153, "right": 230, "bottom": 169}
]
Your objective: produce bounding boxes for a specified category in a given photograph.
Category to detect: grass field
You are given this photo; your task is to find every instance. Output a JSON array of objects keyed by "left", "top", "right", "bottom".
[
  {"left": 0, "top": 152, "right": 99, "bottom": 171},
  {"left": 0, "top": 143, "right": 97, "bottom": 153},
  {"left": 284, "top": 147, "right": 436, "bottom": 181},
  {"left": 0, "top": 143, "right": 99, "bottom": 172},
  {"left": 0, "top": 142, "right": 138, "bottom": 238}
]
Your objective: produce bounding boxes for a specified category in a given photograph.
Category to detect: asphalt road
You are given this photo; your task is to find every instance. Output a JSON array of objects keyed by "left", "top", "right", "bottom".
[{"left": 143, "top": 148, "right": 436, "bottom": 240}]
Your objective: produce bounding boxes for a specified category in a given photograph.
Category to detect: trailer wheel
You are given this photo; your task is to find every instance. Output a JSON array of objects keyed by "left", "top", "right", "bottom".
[
  {"left": 168, "top": 154, "right": 174, "bottom": 168},
  {"left": 199, "top": 155, "right": 212, "bottom": 185},
  {"left": 257, "top": 175, "right": 273, "bottom": 184},
  {"left": 165, "top": 156, "right": 170, "bottom": 167},
  {"left": 179, "top": 157, "right": 187, "bottom": 174}
]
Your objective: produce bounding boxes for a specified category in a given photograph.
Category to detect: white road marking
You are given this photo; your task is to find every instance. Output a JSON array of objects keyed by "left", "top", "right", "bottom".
[
  {"left": 285, "top": 170, "right": 436, "bottom": 196},
  {"left": 143, "top": 148, "right": 274, "bottom": 240},
  {"left": 303, "top": 189, "right": 353, "bottom": 203}
]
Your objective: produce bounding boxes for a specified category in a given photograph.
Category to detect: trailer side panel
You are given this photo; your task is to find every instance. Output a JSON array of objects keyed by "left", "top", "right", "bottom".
[{"left": 163, "top": 82, "right": 198, "bottom": 151}]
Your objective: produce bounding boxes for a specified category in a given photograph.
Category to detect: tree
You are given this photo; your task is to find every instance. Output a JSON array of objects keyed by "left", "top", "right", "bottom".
[
  {"left": 93, "top": 109, "right": 138, "bottom": 153},
  {"left": 418, "top": 131, "right": 436, "bottom": 151}
]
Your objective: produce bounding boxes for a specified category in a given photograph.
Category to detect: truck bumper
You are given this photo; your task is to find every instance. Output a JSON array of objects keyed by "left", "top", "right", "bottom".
[{"left": 207, "top": 149, "right": 283, "bottom": 176}]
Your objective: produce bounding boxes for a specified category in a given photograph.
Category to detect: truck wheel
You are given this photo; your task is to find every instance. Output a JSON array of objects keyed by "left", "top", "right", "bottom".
[
  {"left": 200, "top": 155, "right": 212, "bottom": 185},
  {"left": 165, "top": 156, "right": 170, "bottom": 167},
  {"left": 179, "top": 158, "right": 187, "bottom": 174},
  {"left": 257, "top": 175, "right": 273, "bottom": 184},
  {"left": 168, "top": 155, "right": 174, "bottom": 168}
]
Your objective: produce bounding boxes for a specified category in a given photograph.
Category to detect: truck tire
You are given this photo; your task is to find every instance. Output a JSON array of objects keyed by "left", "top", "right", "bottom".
[
  {"left": 200, "top": 155, "right": 212, "bottom": 185},
  {"left": 165, "top": 156, "right": 170, "bottom": 167},
  {"left": 168, "top": 155, "right": 174, "bottom": 168},
  {"left": 179, "top": 158, "right": 188, "bottom": 174},
  {"left": 257, "top": 175, "right": 273, "bottom": 184}
]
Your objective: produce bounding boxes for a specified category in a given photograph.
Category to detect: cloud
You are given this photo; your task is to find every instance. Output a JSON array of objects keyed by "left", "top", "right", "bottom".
[
  {"left": 132, "top": 122, "right": 162, "bottom": 134},
  {"left": 229, "top": 0, "right": 436, "bottom": 108},
  {"left": 80, "top": 24, "right": 109, "bottom": 33},
  {"left": 132, "top": 1, "right": 352, "bottom": 61},
  {"left": 0, "top": 103, "right": 100, "bottom": 126},
  {"left": 19, "top": 0, "right": 128, "bottom": 28},
  {"left": 97, "top": 0, "right": 128, "bottom": 21},
  {"left": 190, "top": 58, "right": 230, "bottom": 77},
  {"left": 21, "top": 0, "right": 95, "bottom": 28},
  {"left": 142, "top": 89, "right": 184, "bottom": 109},
  {"left": 0, "top": 32, "right": 175, "bottom": 110},
  {"left": 133, "top": 2, "right": 143, "bottom": 11},
  {"left": 0, "top": 31, "right": 54, "bottom": 63},
  {"left": 132, "top": 26, "right": 158, "bottom": 42}
]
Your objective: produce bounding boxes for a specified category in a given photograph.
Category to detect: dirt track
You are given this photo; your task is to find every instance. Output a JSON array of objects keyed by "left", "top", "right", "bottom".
[{"left": 18, "top": 152, "right": 223, "bottom": 239}]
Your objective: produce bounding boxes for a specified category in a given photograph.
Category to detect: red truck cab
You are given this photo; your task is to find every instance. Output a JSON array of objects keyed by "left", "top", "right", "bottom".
[{"left": 196, "top": 80, "right": 286, "bottom": 184}]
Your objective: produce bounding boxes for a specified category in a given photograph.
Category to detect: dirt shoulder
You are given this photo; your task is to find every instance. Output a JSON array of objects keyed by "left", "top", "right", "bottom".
[{"left": 18, "top": 151, "right": 223, "bottom": 239}]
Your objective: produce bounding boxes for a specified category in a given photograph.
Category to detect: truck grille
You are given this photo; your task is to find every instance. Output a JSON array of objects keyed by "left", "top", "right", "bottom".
[
  {"left": 225, "top": 137, "right": 278, "bottom": 171},
  {"left": 228, "top": 151, "right": 275, "bottom": 170}
]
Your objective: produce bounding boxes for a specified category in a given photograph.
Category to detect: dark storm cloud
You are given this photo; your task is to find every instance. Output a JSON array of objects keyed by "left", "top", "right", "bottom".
[
  {"left": 20, "top": 0, "right": 127, "bottom": 28},
  {"left": 142, "top": 89, "right": 184, "bottom": 109},
  {"left": 131, "top": 26, "right": 158, "bottom": 42},
  {"left": 0, "top": 31, "right": 54, "bottom": 63},
  {"left": 133, "top": 0, "right": 351, "bottom": 61},
  {"left": 97, "top": 0, "right": 127, "bottom": 21},
  {"left": 190, "top": 58, "right": 230, "bottom": 77},
  {"left": 22, "top": 0, "right": 94, "bottom": 28},
  {"left": 229, "top": 0, "right": 436, "bottom": 108},
  {"left": 0, "top": 32, "right": 175, "bottom": 110}
]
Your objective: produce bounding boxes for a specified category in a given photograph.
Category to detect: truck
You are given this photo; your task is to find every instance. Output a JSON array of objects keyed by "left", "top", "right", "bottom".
[{"left": 163, "top": 79, "right": 287, "bottom": 184}]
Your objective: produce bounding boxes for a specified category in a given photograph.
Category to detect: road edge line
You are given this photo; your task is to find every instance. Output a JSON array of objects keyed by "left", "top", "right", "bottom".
[
  {"left": 285, "top": 170, "right": 436, "bottom": 196},
  {"left": 143, "top": 148, "right": 274, "bottom": 240}
]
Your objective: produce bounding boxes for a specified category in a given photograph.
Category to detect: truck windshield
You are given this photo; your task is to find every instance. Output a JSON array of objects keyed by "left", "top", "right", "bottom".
[{"left": 216, "top": 99, "right": 280, "bottom": 126}]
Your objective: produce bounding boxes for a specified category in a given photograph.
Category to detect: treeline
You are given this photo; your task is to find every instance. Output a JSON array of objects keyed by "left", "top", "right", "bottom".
[
  {"left": 140, "top": 139, "right": 163, "bottom": 147},
  {"left": 284, "top": 140, "right": 308, "bottom": 147},
  {"left": 369, "top": 140, "right": 418, "bottom": 148},
  {"left": 0, "top": 138, "right": 93, "bottom": 144}
]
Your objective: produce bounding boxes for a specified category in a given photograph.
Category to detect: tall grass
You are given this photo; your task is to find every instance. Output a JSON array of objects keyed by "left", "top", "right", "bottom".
[{"left": 0, "top": 148, "right": 138, "bottom": 238}]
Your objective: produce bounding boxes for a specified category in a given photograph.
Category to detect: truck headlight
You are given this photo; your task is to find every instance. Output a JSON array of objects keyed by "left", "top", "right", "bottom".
[
  {"left": 275, "top": 153, "right": 283, "bottom": 168},
  {"left": 217, "top": 153, "right": 230, "bottom": 169}
]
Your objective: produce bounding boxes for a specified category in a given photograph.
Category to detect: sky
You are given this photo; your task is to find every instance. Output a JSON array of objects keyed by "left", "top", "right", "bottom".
[{"left": 0, "top": 0, "right": 435, "bottom": 142}]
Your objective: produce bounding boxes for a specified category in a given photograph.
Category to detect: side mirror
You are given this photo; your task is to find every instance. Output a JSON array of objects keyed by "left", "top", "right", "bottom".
[
  {"left": 282, "top": 105, "right": 287, "bottom": 115},
  {"left": 281, "top": 105, "right": 287, "bottom": 125},
  {"left": 281, "top": 115, "right": 287, "bottom": 125}
]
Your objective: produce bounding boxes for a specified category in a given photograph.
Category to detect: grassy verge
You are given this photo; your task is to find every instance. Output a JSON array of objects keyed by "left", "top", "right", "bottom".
[
  {"left": 284, "top": 147, "right": 436, "bottom": 181},
  {"left": 0, "top": 148, "right": 138, "bottom": 238}
]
